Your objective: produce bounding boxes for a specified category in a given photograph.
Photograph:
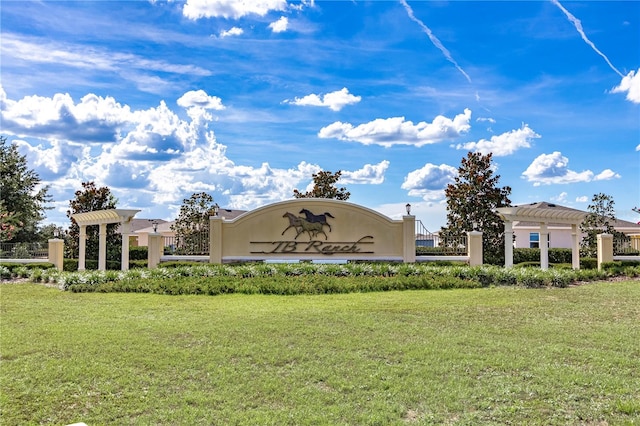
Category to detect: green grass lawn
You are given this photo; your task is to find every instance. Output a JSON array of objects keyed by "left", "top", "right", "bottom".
[{"left": 1, "top": 281, "right": 639, "bottom": 425}]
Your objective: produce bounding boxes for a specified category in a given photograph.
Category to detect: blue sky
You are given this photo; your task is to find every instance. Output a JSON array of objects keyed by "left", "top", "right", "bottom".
[{"left": 1, "top": 0, "right": 638, "bottom": 231}]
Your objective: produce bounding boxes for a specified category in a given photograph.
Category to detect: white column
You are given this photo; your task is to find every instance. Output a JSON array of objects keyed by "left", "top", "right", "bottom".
[
  {"left": 504, "top": 220, "right": 513, "bottom": 268},
  {"left": 539, "top": 223, "right": 549, "bottom": 270},
  {"left": 120, "top": 220, "right": 131, "bottom": 271},
  {"left": 571, "top": 224, "right": 580, "bottom": 270},
  {"left": 78, "top": 225, "right": 87, "bottom": 271},
  {"left": 98, "top": 223, "right": 107, "bottom": 271}
]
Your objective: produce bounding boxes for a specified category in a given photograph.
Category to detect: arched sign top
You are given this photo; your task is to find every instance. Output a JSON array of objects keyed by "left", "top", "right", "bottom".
[{"left": 225, "top": 199, "right": 401, "bottom": 225}]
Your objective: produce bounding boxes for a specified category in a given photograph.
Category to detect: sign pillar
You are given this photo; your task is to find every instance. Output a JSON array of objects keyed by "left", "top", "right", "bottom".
[
  {"left": 210, "top": 216, "right": 223, "bottom": 264},
  {"left": 402, "top": 215, "right": 415, "bottom": 263}
]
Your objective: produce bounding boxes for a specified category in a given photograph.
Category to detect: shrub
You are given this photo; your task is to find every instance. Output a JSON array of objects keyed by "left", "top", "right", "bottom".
[
  {"left": 129, "top": 246, "right": 148, "bottom": 260},
  {"left": 580, "top": 258, "right": 598, "bottom": 270}
]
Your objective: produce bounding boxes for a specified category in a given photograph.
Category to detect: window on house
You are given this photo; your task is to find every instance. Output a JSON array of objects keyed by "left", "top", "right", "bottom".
[
  {"left": 529, "top": 232, "right": 539, "bottom": 248},
  {"left": 529, "top": 232, "right": 549, "bottom": 248}
]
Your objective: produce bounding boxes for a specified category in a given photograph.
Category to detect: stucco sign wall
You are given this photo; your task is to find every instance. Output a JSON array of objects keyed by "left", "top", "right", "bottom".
[{"left": 210, "top": 199, "right": 415, "bottom": 263}]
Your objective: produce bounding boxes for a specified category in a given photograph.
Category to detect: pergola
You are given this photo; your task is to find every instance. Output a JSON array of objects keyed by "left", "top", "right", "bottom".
[
  {"left": 71, "top": 209, "right": 141, "bottom": 271},
  {"left": 496, "top": 204, "right": 587, "bottom": 270}
]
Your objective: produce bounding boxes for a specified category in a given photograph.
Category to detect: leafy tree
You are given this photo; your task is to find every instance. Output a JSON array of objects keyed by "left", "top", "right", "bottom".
[
  {"left": 293, "top": 170, "right": 350, "bottom": 200},
  {"left": 0, "top": 136, "right": 51, "bottom": 242},
  {"left": 580, "top": 193, "right": 625, "bottom": 257},
  {"left": 66, "top": 182, "right": 119, "bottom": 260},
  {"left": 171, "top": 192, "right": 217, "bottom": 254},
  {"left": 440, "top": 152, "right": 512, "bottom": 265}
]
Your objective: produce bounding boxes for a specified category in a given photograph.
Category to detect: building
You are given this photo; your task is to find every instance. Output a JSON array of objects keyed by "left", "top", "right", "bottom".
[{"left": 511, "top": 202, "right": 640, "bottom": 249}]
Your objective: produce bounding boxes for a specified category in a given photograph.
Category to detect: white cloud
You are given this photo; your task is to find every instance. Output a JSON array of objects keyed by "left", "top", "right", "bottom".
[
  {"left": 522, "top": 151, "right": 619, "bottom": 186},
  {"left": 319, "top": 109, "right": 471, "bottom": 148},
  {"left": 269, "top": 16, "right": 288, "bottom": 33},
  {"left": 1, "top": 34, "right": 211, "bottom": 94},
  {"left": 455, "top": 124, "right": 540, "bottom": 156},
  {"left": 341, "top": 161, "right": 390, "bottom": 184},
  {"left": 0, "top": 87, "right": 321, "bottom": 213},
  {"left": 401, "top": 163, "right": 457, "bottom": 201},
  {"left": 610, "top": 69, "right": 640, "bottom": 104},
  {"left": 177, "top": 90, "right": 225, "bottom": 111},
  {"left": 636, "top": 144, "right": 640, "bottom": 151},
  {"left": 183, "top": 0, "right": 287, "bottom": 20},
  {"left": 219, "top": 26, "right": 244, "bottom": 38},
  {"left": 575, "top": 196, "right": 588, "bottom": 203},
  {"left": 593, "top": 169, "right": 621, "bottom": 181},
  {"left": 286, "top": 87, "right": 361, "bottom": 111},
  {"left": 550, "top": 192, "right": 568, "bottom": 203}
]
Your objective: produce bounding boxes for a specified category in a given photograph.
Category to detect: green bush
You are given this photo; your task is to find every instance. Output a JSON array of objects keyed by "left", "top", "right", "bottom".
[
  {"left": 580, "top": 258, "right": 598, "bottom": 269},
  {"left": 129, "top": 246, "right": 148, "bottom": 260},
  {"left": 513, "top": 248, "right": 573, "bottom": 264}
]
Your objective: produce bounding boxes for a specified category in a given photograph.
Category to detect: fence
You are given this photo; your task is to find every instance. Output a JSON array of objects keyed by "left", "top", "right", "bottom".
[
  {"left": 415, "top": 220, "right": 467, "bottom": 256},
  {"left": 614, "top": 236, "right": 639, "bottom": 256},
  {"left": 0, "top": 242, "right": 48, "bottom": 260},
  {"left": 163, "top": 230, "right": 210, "bottom": 255}
]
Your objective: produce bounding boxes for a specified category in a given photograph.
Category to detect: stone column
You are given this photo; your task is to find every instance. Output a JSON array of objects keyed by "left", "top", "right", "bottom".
[
  {"left": 78, "top": 225, "right": 87, "bottom": 271},
  {"left": 120, "top": 220, "right": 131, "bottom": 271},
  {"left": 504, "top": 220, "right": 514, "bottom": 268},
  {"left": 467, "top": 231, "right": 483, "bottom": 266},
  {"left": 98, "top": 223, "right": 107, "bottom": 271},
  {"left": 210, "top": 216, "right": 223, "bottom": 264},
  {"left": 597, "top": 233, "right": 613, "bottom": 270},
  {"left": 539, "top": 223, "right": 549, "bottom": 271},
  {"left": 148, "top": 233, "right": 162, "bottom": 269},
  {"left": 48, "top": 238, "right": 64, "bottom": 271},
  {"left": 402, "top": 215, "right": 416, "bottom": 263},
  {"left": 571, "top": 224, "right": 580, "bottom": 270}
]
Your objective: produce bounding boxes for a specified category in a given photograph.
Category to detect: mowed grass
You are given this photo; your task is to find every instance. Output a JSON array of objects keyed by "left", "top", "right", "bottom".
[{"left": 1, "top": 282, "right": 639, "bottom": 425}]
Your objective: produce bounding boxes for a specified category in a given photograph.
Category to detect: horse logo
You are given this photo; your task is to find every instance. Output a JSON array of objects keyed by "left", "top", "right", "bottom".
[
  {"left": 282, "top": 209, "right": 334, "bottom": 240},
  {"left": 299, "top": 209, "right": 335, "bottom": 231}
]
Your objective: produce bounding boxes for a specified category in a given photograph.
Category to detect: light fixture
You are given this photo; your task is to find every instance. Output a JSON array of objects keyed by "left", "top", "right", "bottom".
[
  {"left": 53, "top": 228, "right": 60, "bottom": 238},
  {"left": 472, "top": 221, "right": 478, "bottom": 231},
  {"left": 213, "top": 203, "right": 220, "bottom": 216},
  {"left": 405, "top": 203, "right": 411, "bottom": 215}
]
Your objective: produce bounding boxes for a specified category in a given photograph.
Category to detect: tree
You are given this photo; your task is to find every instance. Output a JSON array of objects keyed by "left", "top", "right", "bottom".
[
  {"left": 580, "top": 193, "right": 625, "bottom": 257},
  {"left": 171, "top": 192, "right": 217, "bottom": 254},
  {"left": 440, "top": 152, "right": 512, "bottom": 265},
  {"left": 293, "top": 170, "right": 350, "bottom": 200},
  {"left": 0, "top": 136, "right": 51, "bottom": 242},
  {"left": 66, "top": 182, "right": 119, "bottom": 261}
]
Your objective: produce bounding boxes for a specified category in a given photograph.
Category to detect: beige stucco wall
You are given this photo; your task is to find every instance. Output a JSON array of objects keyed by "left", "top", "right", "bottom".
[{"left": 212, "top": 199, "right": 408, "bottom": 262}]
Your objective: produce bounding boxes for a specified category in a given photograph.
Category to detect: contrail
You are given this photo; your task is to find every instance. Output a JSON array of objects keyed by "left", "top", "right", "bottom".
[
  {"left": 551, "top": 0, "right": 624, "bottom": 77},
  {"left": 399, "top": 0, "right": 472, "bottom": 83}
]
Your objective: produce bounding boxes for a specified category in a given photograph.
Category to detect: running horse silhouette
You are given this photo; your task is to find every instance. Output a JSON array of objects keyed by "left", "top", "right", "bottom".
[
  {"left": 299, "top": 209, "right": 335, "bottom": 232},
  {"left": 282, "top": 212, "right": 328, "bottom": 240}
]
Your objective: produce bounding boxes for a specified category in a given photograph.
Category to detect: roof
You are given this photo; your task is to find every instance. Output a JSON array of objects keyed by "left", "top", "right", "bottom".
[
  {"left": 71, "top": 209, "right": 141, "bottom": 226},
  {"left": 497, "top": 202, "right": 587, "bottom": 225}
]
